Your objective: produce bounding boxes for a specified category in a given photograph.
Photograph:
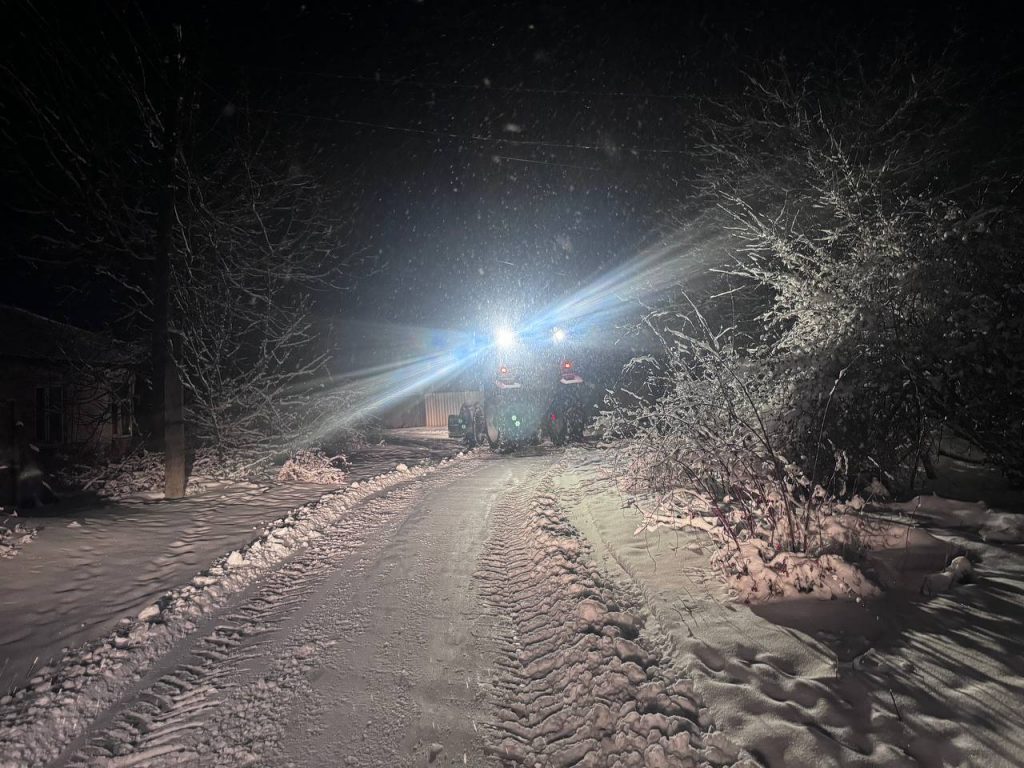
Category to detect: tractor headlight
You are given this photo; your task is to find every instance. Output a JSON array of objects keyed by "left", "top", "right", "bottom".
[{"left": 495, "top": 327, "right": 518, "bottom": 349}]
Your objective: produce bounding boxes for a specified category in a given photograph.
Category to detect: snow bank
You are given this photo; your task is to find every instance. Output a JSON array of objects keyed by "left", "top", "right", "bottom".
[
  {"left": 891, "top": 494, "right": 1024, "bottom": 543},
  {"left": 60, "top": 447, "right": 276, "bottom": 500}
]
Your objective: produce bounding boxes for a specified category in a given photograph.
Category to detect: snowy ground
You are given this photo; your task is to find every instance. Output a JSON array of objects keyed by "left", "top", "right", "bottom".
[
  {"left": 558, "top": 448, "right": 1024, "bottom": 768},
  {"left": 0, "top": 483, "right": 336, "bottom": 694},
  {"left": 343, "top": 427, "right": 459, "bottom": 482},
  {"left": 5, "top": 438, "right": 1019, "bottom": 767},
  {"left": 0, "top": 457, "right": 474, "bottom": 767},
  {"left": 1, "top": 448, "right": 757, "bottom": 768},
  {"left": 477, "top": 457, "right": 755, "bottom": 767},
  {"left": 0, "top": 430, "right": 464, "bottom": 694}
]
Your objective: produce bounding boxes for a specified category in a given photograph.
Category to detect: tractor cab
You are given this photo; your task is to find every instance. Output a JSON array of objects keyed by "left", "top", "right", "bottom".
[
  {"left": 484, "top": 362, "right": 544, "bottom": 449},
  {"left": 558, "top": 359, "right": 585, "bottom": 385},
  {"left": 480, "top": 325, "right": 594, "bottom": 449},
  {"left": 546, "top": 359, "right": 588, "bottom": 444}
]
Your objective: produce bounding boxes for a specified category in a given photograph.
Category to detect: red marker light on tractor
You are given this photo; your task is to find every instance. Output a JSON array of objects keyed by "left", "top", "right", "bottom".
[
  {"left": 499, "top": 366, "right": 509, "bottom": 375},
  {"left": 562, "top": 360, "right": 573, "bottom": 370}
]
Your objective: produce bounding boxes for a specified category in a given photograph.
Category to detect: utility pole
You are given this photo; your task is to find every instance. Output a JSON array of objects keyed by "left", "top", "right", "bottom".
[{"left": 153, "top": 23, "right": 186, "bottom": 499}]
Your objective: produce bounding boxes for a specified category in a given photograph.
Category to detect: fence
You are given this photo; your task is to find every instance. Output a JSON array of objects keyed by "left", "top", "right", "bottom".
[{"left": 424, "top": 391, "right": 483, "bottom": 428}]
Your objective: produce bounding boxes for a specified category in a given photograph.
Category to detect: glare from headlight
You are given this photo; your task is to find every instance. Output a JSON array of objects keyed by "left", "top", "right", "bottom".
[
  {"left": 495, "top": 328, "right": 518, "bottom": 348},
  {"left": 552, "top": 327, "right": 566, "bottom": 343}
]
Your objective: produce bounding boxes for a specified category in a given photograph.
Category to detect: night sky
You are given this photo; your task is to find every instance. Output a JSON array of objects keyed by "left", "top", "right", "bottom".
[
  {"left": 2, "top": 1, "right": 1018, "bottom": 352},
  {"left": 217, "top": 1, "right": 710, "bottom": 331}
]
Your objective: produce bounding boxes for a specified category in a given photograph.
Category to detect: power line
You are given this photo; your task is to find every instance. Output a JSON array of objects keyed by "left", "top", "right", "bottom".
[
  {"left": 254, "top": 66, "right": 693, "bottom": 101},
  {"left": 488, "top": 154, "right": 604, "bottom": 172},
  {"left": 253, "top": 107, "right": 689, "bottom": 156}
]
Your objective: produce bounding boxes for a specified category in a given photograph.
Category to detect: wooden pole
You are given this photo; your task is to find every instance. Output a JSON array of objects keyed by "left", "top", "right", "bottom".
[{"left": 153, "top": 23, "right": 186, "bottom": 499}]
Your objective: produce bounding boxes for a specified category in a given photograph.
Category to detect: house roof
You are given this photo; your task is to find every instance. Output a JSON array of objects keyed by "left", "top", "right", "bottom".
[{"left": 0, "top": 304, "right": 133, "bottom": 366}]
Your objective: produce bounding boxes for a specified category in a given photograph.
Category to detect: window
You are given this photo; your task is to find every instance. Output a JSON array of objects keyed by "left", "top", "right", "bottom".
[{"left": 35, "top": 385, "right": 64, "bottom": 444}]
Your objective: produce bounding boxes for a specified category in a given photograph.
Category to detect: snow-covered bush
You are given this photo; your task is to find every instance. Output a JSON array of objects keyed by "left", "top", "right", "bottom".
[
  {"left": 275, "top": 449, "right": 348, "bottom": 484},
  {"left": 601, "top": 47, "right": 1023, "bottom": 599},
  {"left": 600, "top": 308, "right": 885, "bottom": 599},
  {"left": 628, "top": 482, "right": 895, "bottom": 601},
  {"left": 60, "top": 446, "right": 280, "bottom": 498},
  {"left": 694, "top": 51, "right": 1024, "bottom": 489}
]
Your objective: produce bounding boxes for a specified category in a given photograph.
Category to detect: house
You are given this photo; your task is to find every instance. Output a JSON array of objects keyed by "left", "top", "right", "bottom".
[{"left": 0, "top": 305, "right": 135, "bottom": 478}]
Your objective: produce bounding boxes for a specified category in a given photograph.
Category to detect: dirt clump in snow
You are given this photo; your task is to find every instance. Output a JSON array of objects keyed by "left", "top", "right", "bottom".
[{"left": 0, "top": 518, "right": 37, "bottom": 559}]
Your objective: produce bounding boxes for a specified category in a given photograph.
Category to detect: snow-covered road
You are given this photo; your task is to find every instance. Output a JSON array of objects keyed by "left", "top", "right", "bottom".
[
  {"left": 45, "top": 454, "right": 519, "bottom": 768},
  {"left": 2, "top": 449, "right": 752, "bottom": 768},
  {"left": 10, "top": 441, "right": 1018, "bottom": 767},
  {"left": 0, "top": 430, "right": 463, "bottom": 695}
]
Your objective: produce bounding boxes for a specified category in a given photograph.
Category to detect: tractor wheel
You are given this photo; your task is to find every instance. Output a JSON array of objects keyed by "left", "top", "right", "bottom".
[{"left": 486, "top": 414, "right": 500, "bottom": 449}]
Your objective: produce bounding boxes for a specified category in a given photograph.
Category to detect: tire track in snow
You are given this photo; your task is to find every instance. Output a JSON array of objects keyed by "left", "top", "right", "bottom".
[
  {"left": 475, "top": 464, "right": 757, "bottom": 768},
  {"left": 37, "top": 459, "right": 483, "bottom": 768}
]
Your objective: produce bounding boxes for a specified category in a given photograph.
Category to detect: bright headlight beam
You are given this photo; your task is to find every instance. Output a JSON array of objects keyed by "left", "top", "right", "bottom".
[
  {"left": 552, "top": 328, "right": 566, "bottom": 343},
  {"left": 495, "top": 327, "right": 518, "bottom": 348}
]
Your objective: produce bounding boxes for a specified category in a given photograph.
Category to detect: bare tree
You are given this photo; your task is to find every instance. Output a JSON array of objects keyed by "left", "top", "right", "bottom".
[
  {"left": 1, "top": 4, "right": 186, "bottom": 491},
  {"left": 172, "top": 138, "right": 349, "bottom": 450},
  {"left": 2, "top": 5, "right": 354, "bottom": 491}
]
